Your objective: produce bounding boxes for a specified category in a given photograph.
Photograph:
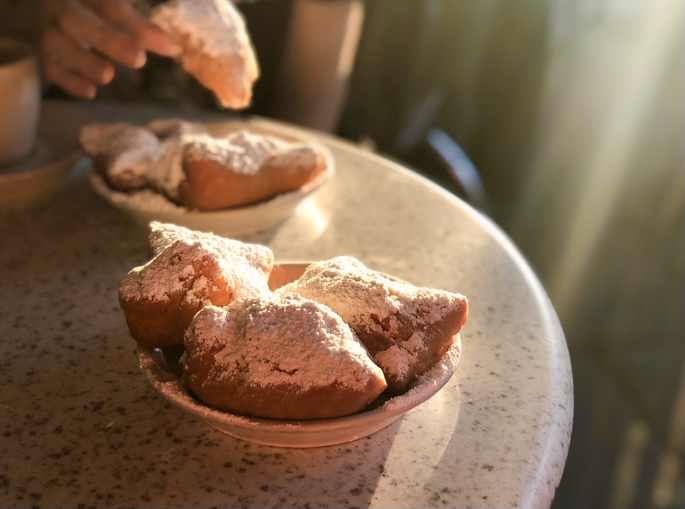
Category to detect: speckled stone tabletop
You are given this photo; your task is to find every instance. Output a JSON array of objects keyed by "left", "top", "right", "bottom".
[{"left": 0, "top": 101, "right": 572, "bottom": 509}]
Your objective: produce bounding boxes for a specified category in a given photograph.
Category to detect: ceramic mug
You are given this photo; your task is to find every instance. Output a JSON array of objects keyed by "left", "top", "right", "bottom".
[{"left": 0, "top": 37, "right": 41, "bottom": 167}]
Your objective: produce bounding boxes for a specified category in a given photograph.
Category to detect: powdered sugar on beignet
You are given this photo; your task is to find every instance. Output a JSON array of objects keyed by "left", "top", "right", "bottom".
[
  {"left": 173, "top": 131, "right": 327, "bottom": 209},
  {"left": 79, "top": 123, "right": 162, "bottom": 191},
  {"left": 183, "top": 294, "right": 387, "bottom": 420},
  {"left": 145, "top": 137, "right": 187, "bottom": 200},
  {"left": 81, "top": 119, "right": 329, "bottom": 210},
  {"left": 186, "top": 132, "right": 280, "bottom": 176},
  {"left": 119, "top": 240, "right": 236, "bottom": 348},
  {"left": 148, "top": 222, "right": 274, "bottom": 299},
  {"left": 276, "top": 256, "right": 469, "bottom": 393},
  {"left": 119, "top": 223, "right": 274, "bottom": 348}
]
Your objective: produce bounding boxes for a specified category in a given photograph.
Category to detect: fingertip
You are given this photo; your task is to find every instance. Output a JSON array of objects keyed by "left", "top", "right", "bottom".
[
  {"left": 153, "top": 36, "right": 182, "bottom": 58},
  {"left": 67, "top": 82, "right": 96, "bottom": 100},
  {"left": 155, "top": 40, "right": 182, "bottom": 59},
  {"left": 72, "top": 80, "right": 97, "bottom": 100},
  {"left": 143, "top": 27, "right": 182, "bottom": 58},
  {"left": 100, "top": 65, "right": 115, "bottom": 85},
  {"left": 44, "top": 61, "right": 97, "bottom": 100},
  {"left": 132, "top": 50, "right": 146, "bottom": 69}
]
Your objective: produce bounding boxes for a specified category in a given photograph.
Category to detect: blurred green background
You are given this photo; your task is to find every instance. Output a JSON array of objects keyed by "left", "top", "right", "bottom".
[{"left": 335, "top": 1, "right": 684, "bottom": 508}]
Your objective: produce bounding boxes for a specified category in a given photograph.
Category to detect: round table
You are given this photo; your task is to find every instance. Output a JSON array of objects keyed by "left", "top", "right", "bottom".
[{"left": 0, "top": 101, "right": 572, "bottom": 509}]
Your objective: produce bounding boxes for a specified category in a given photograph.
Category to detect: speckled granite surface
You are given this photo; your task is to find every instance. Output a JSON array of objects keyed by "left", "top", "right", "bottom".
[{"left": 0, "top": 102, "right": 572, "bottom": 509}]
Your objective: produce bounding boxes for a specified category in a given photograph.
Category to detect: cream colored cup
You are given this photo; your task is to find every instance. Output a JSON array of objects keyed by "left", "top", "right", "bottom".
[{"left": 0, "top": 37, "right": 41, "bottom": 167}]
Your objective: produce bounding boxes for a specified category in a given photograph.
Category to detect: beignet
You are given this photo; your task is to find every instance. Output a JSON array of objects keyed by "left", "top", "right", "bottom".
[
  {"left": 150, "top": 0, "right": 259, "bottom": 109},
  {"left": 81, "top": 121, "right": 329, "bottom": 211},
  {"left": 119, "top": 240, "right": 234, "bottom": 348},
  {"left": 183, "top": 293, "right": 388, "bottom": 420},
  {"left": 148, "top": 221, "right": 274, "bottom": 282},
  {"left": 277, "top": 256, "right": 469, "bottom": 393},
  {"left": 173, "top": 131, "right": 328, "bottom": 210},
  {"left": 119, "top": 223, "right": 273, "bottom": 348},
  {"left": 78, "top": 123, "right": 162, "bottom": 191}
]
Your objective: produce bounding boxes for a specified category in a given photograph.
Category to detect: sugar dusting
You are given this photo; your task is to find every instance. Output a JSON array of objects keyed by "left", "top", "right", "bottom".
[
  {"left": 90, "top": 171, "right": 187, "bottom": 213},
  {"left": 383, "top": 334, "right": 462, "bottom": 412},
  {"left": 148, "top": 222, "right": 273, "bottom": 299},
  {"left": 84, "top": 121, "right": 325, "bottom": 210},
  {"left": 186, "top": 295, "right": 385, "bottom": 391},
  {"left": 146, "top": 138, "right": 187, "bottom": 199},
  {"left": 276, "top": 256, "right": 466, "bottom": 381},
  {"left": 119, "top": 240, "right": 232, "bottom": 304},
  {"left": 150, "top": 0, "right": 258, "bottom": 108},
  {"left": 80, "top": 123, "right": 162, "bottom": 189},
  {"left": 151, "top": 0, "right": 246, "bottom": 58},
  {"left": 184, "top": 131, "right": 318, "bottom": 176}
]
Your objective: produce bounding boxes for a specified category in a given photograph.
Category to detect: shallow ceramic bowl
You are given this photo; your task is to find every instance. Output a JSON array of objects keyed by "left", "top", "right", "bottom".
[
  {"left": 0, "top": 102, "right": 85, "bottom": 206},
  {"left": 137, "top": 262, "right": 463, "bottom": 448},
  {"left": 89, "top": 118, "right": 334, "bottom": 237}
]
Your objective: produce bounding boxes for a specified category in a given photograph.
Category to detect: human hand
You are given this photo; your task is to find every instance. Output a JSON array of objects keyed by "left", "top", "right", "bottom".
[{"left": 41, "top": 0, "right": 180, "bottom": 99}]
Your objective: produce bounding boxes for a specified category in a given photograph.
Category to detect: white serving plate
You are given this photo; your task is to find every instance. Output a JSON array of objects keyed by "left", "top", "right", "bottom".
[
  {"left": 137, "top": 262, "right": 463, "bottom": 448},
  {"left": 89, "top": 118, "right": 335, "bottom": 237}
]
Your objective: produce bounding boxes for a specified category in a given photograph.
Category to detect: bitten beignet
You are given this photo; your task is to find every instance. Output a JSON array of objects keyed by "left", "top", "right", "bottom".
[
  {"left": 150, "top": 0, "right": 259, "bottom": 109},
  {"left": 277, "top": 256, "right": 469, "bottom": 393},
  {"left": 119, "top": 223, "right": 273, "bottom": 348},
  {"left": 183, "top": 293, "right": 388, "bottom": 420}
]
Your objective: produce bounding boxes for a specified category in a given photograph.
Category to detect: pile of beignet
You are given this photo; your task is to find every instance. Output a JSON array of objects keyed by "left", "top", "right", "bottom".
[
  {"left": 120, "top": 222, "right": 468, "bottom": 420},
  {"left": 80, "top": 119, "right": 329, "bottom": 210}
]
